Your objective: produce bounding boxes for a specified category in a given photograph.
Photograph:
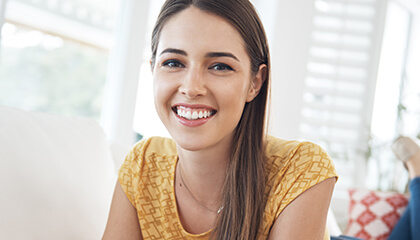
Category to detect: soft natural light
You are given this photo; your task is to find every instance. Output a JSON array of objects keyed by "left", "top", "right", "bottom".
[
  {"left": 371, "top": 3, "right": 409, "bottom": 141},
  {"left": 1, "top": 23, "right": 64, "bottom": 49},
  {"left": 133, "top": 62, "right": 170, "bottom": 138},
  {"left": 368, "top": 2, "right": 412, "bottom": 191}
]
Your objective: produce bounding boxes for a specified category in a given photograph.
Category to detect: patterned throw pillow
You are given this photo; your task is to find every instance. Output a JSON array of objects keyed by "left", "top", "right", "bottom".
[{"left": 345, "top": 189, "right": 409, "bottom": 240}]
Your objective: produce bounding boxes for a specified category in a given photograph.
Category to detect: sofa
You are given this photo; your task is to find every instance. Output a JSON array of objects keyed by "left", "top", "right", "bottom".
[
  {"left": 0, "top": 105, "right": 132, "bottom": 239},
  {"left": 0, "top": 105, "right": 346, "bottom": 239}
]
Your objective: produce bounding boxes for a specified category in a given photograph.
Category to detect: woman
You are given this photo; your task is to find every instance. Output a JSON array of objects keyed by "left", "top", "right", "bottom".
[{"left": 102, "top": 0, "right": 337, "bottom": 239}]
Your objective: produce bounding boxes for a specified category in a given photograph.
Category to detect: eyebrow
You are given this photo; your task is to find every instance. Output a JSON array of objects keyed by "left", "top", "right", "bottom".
[
  {"left": 160, "top": 48, "right": 240, "bottom": 62},
  {"left": 205, "top": 52, "right": 240, "bottom": 62},
  {"left": 160, "top": 48, "right": 187, "bottom": 56}
]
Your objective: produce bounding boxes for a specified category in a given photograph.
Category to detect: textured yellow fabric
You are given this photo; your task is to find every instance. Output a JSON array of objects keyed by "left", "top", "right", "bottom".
[{"left": 119, "top": 136, "right": 338, "bottom": 240}]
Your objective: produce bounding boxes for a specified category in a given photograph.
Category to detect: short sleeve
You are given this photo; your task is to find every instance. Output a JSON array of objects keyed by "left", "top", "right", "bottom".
[
  {"left": 118, "top": 139, "right": 149, "bottom": 207},
  {"left": 273, "top": 142, "right": 338, "bottom": 218}
]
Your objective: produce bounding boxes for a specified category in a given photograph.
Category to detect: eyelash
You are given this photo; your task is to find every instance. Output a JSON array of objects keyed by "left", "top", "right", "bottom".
[
  {"left": 162, "top": 60, "right": 184, "bottom": 68},
  {"left": 209, "top": 63, "right": 234, "bottom": 72},
  {"left": 162, "top": 60, "right": 234, "bottom": 72}
]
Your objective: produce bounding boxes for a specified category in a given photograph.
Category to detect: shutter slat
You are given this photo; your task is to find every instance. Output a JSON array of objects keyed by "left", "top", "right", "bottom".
[
  {"left": 315, "top": 10, "right": 375, "bottom": 21},
  {"left": 308, "top": 56, "right": 368, "bottom": 68},
  {"left": 306, "top": 72, "right": 366, "bottom": 83},
  {"left": 301, "top": 117, "right": 360, "bottom": 130},
  {"left": 298, "top": 131, "right": 360, "bottom": 146},
  {"left": 312, "top": 41, "right": 370, "bottom": 52},
  {"left": 313, "top": 26, "right": 373, "bottom": 37},
  {"left": 320, "top": 0, "right": 376, "bottom": 6},
  {"left": 301, "top": 102, "right": 361, "bottom": 114},
  {"left": 305, "top": 86, "right": 363, "bottom": 98}
]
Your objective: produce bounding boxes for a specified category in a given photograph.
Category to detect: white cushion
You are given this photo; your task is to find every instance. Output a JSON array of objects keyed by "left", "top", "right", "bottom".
[{"left": 0, "top": 106, "right": 116, "bottom": 240}]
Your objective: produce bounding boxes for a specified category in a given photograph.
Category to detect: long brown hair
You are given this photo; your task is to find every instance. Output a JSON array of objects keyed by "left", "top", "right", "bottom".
[{"left": 151, "top": 0, "right": 271, "bottom": 239}]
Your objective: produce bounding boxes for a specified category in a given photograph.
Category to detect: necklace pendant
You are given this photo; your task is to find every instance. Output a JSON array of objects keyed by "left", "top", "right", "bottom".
[{"left": 217, "top": 206, "right": 224, "bottom": 214}]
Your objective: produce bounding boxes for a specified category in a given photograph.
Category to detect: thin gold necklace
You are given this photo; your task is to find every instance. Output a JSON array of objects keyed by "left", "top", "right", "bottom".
[{"left": 178, "top": 162, "right": 224, "bottom": 214}]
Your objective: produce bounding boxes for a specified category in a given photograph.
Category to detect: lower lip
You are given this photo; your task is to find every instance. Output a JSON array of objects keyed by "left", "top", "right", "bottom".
[{"left": 173, "top": 112, "right": 213, "bottom": 127}]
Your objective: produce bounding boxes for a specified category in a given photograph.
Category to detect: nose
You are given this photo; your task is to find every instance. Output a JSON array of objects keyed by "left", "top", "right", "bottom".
[{"left": 179, "top": 68, "right": 207, "bottom": 98}]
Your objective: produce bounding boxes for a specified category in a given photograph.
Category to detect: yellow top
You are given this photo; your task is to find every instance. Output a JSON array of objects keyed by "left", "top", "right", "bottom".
[{"left": 119, "top": 136, "right": 338, "bottom": 239}]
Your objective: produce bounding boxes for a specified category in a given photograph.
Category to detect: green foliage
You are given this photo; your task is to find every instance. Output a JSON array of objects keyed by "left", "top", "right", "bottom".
[{"left": 0, "top": 36, "right": 108, "bottom": 120}]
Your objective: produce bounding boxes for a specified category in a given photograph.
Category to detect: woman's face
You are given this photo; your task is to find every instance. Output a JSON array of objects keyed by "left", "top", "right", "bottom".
[{"left": 153, "top": 7, "right": 262, "bottom": 152}]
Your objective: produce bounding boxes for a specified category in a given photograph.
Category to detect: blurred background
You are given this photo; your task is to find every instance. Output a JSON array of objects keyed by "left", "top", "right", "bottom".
[{"left": 1, "top": 0, "right": 420, "bottom": 212}]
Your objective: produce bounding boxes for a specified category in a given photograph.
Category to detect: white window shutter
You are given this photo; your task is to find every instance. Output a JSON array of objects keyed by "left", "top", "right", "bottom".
[{"left": 300, "top": 0, "right": 389, "bottom": 189}]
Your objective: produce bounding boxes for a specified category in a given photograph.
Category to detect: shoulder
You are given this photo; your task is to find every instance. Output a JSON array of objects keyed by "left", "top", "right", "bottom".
[
  {"left": 118, "top": 137, "right": 177, "bottom": 205},
  {"left": 263, "top": 136, "right": 337, "bottom": 221},
  {"left": 128, "top": 136, "right": 177, "bottom": 160},
  {"left": 119, "top": 136, "right": 177, "bottom": 181},
  {"left": 265, "top": 135, "right": 334, "bottom": 171},
  {"left": 265, "top": 135, "right": 301, "bottom": 159},
  {"left": 264, "top": 135, "right": 337, "bottom": 199}
]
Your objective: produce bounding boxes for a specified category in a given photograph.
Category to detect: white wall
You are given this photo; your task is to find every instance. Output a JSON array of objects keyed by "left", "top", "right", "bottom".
[
  {"left": 100, "top": 0, "right": 150, "bottom": 147},
  {"left": 0, "top": 0, "right": 8, "bottom": 46},
  {"left": 264, "top": 1, "right": 315, "bottom": 140}
]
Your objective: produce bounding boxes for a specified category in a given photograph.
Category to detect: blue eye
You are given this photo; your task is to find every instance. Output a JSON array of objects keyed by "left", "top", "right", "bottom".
[
  {"left": 163, "top": 60, "right": 184, "bottom": 68},
  {"left": 210, "top": 63, "right": 234, "bottom": 71}
]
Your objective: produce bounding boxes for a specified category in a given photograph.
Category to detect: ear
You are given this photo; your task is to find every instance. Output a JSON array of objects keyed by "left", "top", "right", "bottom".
[
  {"left": 246, "top": 64, "right": 267, "bottom": 102},
  {"left": 150, "top": 60, "right": 154, "bottom": 72}
]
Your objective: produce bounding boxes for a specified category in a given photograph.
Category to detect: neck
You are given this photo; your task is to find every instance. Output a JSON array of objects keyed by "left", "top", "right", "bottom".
[{"left": 176, "top": 138, "right": 231, "bottom": 207}]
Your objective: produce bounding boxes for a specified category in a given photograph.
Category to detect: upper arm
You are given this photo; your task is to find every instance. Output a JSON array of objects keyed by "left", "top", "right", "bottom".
[
  {"left": 102, "top": 181, "right": 143, "bottom": 240},
  {"left": 268, "top": 177, "right": 336, "bottom": 240}
]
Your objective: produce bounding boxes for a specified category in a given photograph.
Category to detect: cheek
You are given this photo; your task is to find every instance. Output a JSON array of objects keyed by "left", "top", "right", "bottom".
[
  {"left": 216, "top": 83, "right": 248, "bottom": 113},
  {"left": 153, "top": 76, "right": 174, "bottom": 112},
  {"left": 222, "top": 78, "right": 252, "bottom": 103},
  {"left": 228, "top": 80, "right": 252, "bottom": 118},
  {"left": 152, "top": 79, "right": 161, "bottom": 103}
]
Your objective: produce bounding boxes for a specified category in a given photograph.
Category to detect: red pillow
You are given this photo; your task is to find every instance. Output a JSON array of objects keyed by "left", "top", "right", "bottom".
[{"left": 345, "top": 189, "right": 409, "bottom": 240}]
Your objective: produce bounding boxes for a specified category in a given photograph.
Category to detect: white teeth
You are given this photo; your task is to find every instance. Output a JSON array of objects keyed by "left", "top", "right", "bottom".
[
  {"left": 175, "top": 107, "right": 214, "bottom": 120},
  {"left": 192, "top": 111, "right": 198, "bottom": 120}
]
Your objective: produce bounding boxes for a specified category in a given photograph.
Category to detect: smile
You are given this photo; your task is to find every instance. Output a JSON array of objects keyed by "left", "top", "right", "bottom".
[{"left": 172, "top": 105, "right": 216, "bottom": 120}]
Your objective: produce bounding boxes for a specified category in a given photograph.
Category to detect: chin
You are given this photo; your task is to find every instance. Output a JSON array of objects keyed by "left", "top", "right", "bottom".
[
  {"left": 171, "top": 133, "right": 210, "bottom": 152},
  {"left": 171, "top": 130, "right": 235, "bottom": 155}
]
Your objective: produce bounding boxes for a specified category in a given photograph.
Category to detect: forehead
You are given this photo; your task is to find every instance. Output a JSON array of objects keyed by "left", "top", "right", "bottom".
[{"left": 157, "top": 7, "right": 247, "bottom": 57}]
